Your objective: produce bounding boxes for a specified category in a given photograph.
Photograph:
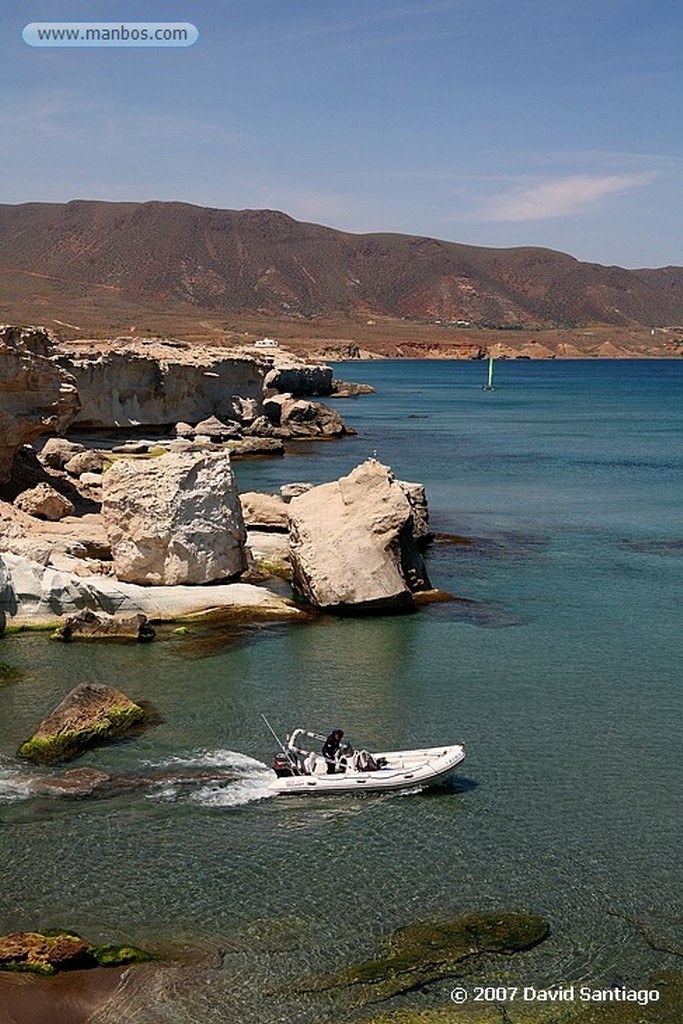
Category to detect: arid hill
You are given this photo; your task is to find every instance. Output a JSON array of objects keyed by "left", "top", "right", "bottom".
[{"left": 1, "top": 200, "right": 682, "bottom": 330}]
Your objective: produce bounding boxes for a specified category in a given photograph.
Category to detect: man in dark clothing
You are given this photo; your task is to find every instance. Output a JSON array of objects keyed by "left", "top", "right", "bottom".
[{"left": 322, "top": 729, "right": 344, "bottom": 773}]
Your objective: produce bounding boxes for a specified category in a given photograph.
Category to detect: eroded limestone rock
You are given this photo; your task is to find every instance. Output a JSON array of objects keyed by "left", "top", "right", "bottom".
[
  {"left": 0, "top": 325, "right": 80, "bottom": 483},
  {"left": 288, "top": 459, "right": 431, "bottom": 612},
  {"left": 102, "top": 451, "right": 246, "bottom": 585}
]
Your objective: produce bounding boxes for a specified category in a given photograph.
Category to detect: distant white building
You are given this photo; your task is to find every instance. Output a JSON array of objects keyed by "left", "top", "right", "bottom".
[{"left": 254, "top": 337, "right": 279, "bottom": 348}]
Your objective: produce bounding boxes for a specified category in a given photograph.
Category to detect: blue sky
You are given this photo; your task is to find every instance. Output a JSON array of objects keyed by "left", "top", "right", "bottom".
[{"left": 2, "top": 0, "right": 682, "bottom": 267}]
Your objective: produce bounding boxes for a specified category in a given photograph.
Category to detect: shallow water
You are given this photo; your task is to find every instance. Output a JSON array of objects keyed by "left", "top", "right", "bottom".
[{"left": 0, "top": 359, "right": 681, "bottom": 1021}]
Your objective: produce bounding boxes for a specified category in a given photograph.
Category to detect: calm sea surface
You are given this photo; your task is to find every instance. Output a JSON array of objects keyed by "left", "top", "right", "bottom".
[{"left": 0, "top": 359, "right": 681, "bottom": 1021}]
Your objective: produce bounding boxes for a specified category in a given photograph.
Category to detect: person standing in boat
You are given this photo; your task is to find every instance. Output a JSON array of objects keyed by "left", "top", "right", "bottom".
[{"left": 322, "top": 729, "right": 345, "bottom": 773}]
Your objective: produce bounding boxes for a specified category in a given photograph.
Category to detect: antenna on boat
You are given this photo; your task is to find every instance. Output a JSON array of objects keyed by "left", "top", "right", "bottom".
[{"left": 261, "top": 714, "right": 300, "bottom": 774}]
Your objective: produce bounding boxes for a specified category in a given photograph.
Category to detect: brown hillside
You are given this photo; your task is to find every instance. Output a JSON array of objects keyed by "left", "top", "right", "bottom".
[{"left": 0, "top": 200, "right": 682, "bottom": 328}]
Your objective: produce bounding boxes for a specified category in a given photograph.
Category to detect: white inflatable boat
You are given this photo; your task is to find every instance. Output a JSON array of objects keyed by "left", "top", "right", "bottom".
[{"left": 267, "top": 728, "right": 466, "bottom": 795}]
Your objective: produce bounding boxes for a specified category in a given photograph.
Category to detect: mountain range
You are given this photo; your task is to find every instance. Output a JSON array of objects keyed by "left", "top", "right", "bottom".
[{"left": 0, "top": 200, "right": 682, "bottom": 328}]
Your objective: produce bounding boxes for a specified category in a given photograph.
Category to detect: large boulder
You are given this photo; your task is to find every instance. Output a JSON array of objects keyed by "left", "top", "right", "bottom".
[
  {"left": 101, "top": 451, "right": 247, "bottom": 585},
  {"left": 0, "top": 325, "right": 80, "bottom": 483},
  {"left": 17, "top": 682, "right": 152, "bottom": 763},
  {"left": 287, "top": 459, "right": 431, "bottom": 612}
]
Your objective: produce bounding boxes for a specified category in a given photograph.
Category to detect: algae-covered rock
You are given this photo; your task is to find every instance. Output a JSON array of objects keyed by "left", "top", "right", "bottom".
[
  {"left": 0, "top": 930, "right": 157, "bottom": 976},
  {"left": 291, "top": 910, "right": 549, "bottom": 1007},
  {"left": 17, "top": 682, "right": 154, "bottom": 763},
  {"left": 0, "top": 931, "right": 91, "bottom": 976}
]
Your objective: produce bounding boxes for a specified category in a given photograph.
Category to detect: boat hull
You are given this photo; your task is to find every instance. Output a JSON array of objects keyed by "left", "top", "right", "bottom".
[{"left": 268, "top": 744, "right": 465, "bottom": 796}]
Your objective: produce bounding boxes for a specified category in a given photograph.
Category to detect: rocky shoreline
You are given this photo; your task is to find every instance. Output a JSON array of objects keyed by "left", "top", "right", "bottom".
[{"left": 1, "top": 325, "right": 422, "bottom": 631}]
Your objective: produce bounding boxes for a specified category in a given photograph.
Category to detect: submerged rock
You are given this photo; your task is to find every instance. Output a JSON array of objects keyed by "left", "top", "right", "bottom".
[
  {"left": 288, "top": 459, "right": 431, "bottom": 613},
  {"left": 290, "top": 910, "right": 549, "bottom": 1006},
  {"left": 17, "top": 682, "right": 154, "bottom": 763},
  {"left": 102, "top": 450, "right": 246, "bottom": 585}
]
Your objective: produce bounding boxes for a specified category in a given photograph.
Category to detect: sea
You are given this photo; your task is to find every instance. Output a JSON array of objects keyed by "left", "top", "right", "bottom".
[{"left": 0, "top": 359, "right": 681, "bottom": 1022}]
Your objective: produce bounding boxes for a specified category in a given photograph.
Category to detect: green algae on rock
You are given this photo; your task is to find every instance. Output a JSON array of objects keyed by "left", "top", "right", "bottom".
[
  {"left": 17, "top": 682, "right": 156, "bottom": 763},
  {"left": 289, "top": 910, "right": 549, "bottom": 1006},
  {"left": 0, "top": 930, "right": 157, "bottom": 976}
]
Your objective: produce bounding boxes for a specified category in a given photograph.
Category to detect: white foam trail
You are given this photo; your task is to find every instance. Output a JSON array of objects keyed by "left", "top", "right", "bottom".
[
  {"left": 190, "top": 767, "right": 276, "bottom": 808},
  {"left": 144, "top": 749, "right": 277, "bottom": 808},
  {"left": 0, "top": 769, "right": 33, "bottom": 804},
  {"left": 144, "top": 749, "right": 269, "bottom": 772}
]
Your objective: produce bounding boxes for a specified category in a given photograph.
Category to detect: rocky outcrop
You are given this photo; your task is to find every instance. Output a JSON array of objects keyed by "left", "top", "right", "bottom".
[
  {"left": 0, "top": 325, "right": 80, "bottom": 483},
  {"left": 0, "top": 932, "right": 92, "bottom": 975},
  {"left": 52, "top": 609, "right": 155, "bottom": 642},
  {"left": 0, "top": 930, "right": 155, "bottom": 975},
  {"left": 0, "top": 551, "right": 300, "bottom": 625},
  {"left": 60, "top": 338, "right": 264, "bottom": 428},
  {"left": 264, "top": 362, "right": 333, "bottom": 396},
  {"left": 263, "top": 394, "right": 347, "bottom": 437},
  {"left": 14, "top": 483, "right": 74, "bottom": 521},
  {"left": 287, "top": 459, "right": 431, "bottom": 612},
  {"left": 101, "top": 451, "right": 246, "bottom": 585},
  {"left": 17, "top": 682, "right": 152, "bottom": 762}
]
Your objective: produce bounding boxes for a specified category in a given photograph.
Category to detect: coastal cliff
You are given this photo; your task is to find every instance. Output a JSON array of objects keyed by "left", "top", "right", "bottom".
[{"left": 59, "top": 337, "right": 265, "bottom": 428}]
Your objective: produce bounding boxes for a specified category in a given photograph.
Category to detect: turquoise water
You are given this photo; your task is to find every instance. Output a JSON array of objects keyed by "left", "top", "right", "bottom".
[{"left": 0, "top": 359, "right": 681, "bottom": 1021}]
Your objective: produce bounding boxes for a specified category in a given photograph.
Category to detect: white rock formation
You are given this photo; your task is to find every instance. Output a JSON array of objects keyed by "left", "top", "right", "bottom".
[
  {"left": 61, "top": 339, "right": 264, "bottom": 428},
  {"left": 0, "top": 326, "right": 80, "bottom": 483},
  {"left": 101, "top": 451, "right": 247, "bottom": 585},
  {"left": 288, "top": 459, "right": 431, "bottom": 612},
  {"left": 0, "top": 552, "right": 300, "bottom": 626}
]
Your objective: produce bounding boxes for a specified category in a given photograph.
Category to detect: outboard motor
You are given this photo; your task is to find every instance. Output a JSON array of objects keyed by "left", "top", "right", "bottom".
[{"left": 273, "top": 751, "right": 294, "bottom": 778}]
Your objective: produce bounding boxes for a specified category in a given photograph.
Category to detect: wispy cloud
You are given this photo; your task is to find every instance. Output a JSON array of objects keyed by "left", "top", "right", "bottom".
[{"left": 477, "top": 172, "right": 657, "bottom": 221}]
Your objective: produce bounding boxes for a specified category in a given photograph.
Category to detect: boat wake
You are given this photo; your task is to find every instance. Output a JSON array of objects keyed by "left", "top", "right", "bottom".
[
  {"left": 144, "top": 749, "right": 277, "bottom": 809},
  {"left": 0, "top": 757, "right": 32, "bottom": 805}
]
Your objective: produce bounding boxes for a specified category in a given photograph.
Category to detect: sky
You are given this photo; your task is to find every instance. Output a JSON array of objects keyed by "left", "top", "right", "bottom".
[{"left": 1, "top": 0, "right": 682, "bottom": 268}]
